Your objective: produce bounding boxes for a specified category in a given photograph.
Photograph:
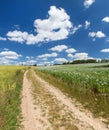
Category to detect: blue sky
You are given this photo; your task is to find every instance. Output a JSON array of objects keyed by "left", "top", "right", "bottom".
[{"left": 0, "top": 0, "right": 109, "bottom": 65}]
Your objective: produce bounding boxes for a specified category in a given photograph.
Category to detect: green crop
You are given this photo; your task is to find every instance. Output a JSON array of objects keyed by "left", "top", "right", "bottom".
[
  {"left": 37, "top": 63, "right": 109, "bottom": 94},
  {"left": 36, "top": 63, "right": 109, "bottom": 119}
]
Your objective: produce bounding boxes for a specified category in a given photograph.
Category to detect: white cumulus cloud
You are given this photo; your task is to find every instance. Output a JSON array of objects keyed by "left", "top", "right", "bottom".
[
  {"left": 67, "top": 54, "right": 74, "bottom": 58},
  {"left": 54, "top": 58, "right": 68, "bottom": 63},
  {"left": 49, "top": 45, "right": 68, "bottom": 52},
  {"left": 7, "top": 6, "right": 73, "bottom": 44},
  {"left": 26, "top": 60, "right": 37, "bottom": 65},
  {"left": 0, "top": 37, "right": 7, "bottom": 41},
  {"left": 102, "top": 17, "right": 109, "bottom": 23},
  {"left": 84, "top": 0, "right": 95, "bottom": 8},
  {"left": 7, "top": 30, "right": 28, "bottom": 43},
  {"left": 89, "top": 31, "right": 106, "bottom": 38},
  {"left": 34, "top": 6, "right": 72, "bottom": 42},
  {"left": 6, "top": 6, "right": 82, "bottom": 45},
  {"left": 3, "top": 48, "right": 9, "bottom": 51},
  {"left": 0, "top": 51, "right": 22, "bottom": 60},
  {"left": 0, "top": 50, "right": 22, "bottom": 65},
  {"left": 73, "top": 52, "right": 92, "bottom": 60},
  {"left": 101, "top": 48, "right": 109, "bottom": 53},
  {"left": 65, "top": 48, "right": 76, "bottom": 53},
  {"left": 85, "top": 21, "right": 90, "bottom": 29},
  {"left": 72, "top": 25, "right": 82, "bottom": 34},
  {"left": 37, "top": 52, "right": 58, "bottom": 59}
]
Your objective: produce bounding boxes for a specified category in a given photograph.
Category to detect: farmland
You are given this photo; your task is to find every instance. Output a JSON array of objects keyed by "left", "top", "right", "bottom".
[
  {"left": 0, "top": 66, "right": 25, "bottom": 130},
  {"left": 0, "top": 64, "right": 109, "bottom": 130},
  {"left": 36, "top": 63, "right": 109, "bottom": 120}
]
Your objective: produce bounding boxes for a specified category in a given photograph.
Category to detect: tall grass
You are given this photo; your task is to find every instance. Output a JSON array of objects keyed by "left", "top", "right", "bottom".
[
  {"left": 0, "top": 66, "right": 25, "bottom": 130},
  {"left": 36, "top": 63, "right": 109, "bottom": 120}
]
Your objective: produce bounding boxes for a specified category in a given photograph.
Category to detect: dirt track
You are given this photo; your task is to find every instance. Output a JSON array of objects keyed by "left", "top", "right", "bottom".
[{"left": 20, "top": 70, "right": 108, "bottom": 130}]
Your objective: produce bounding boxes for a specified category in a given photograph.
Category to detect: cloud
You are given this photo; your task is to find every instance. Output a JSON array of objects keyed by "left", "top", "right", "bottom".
[
  {"left": 0, "top": 50, "right": 22, "bottom": 65},
  {"left": 26, "top": 56, "right": 34, "bottom": 59},
  {"left": 34, "top": 6, "right": 73, "bottom": 42},
  {"left": 89, "top": 31, "right": 106, "bottom": 39},
  {"left": 100, "top": 48, "right": 109, "bottom": 53},
  {"left": 0, "top": 51, "right": 22, "bottom": 60},
  {"left": 19, "top": 59, "right": 37, "bottom": 65},
  {"left": 72, "top": 25, "right": 82, "bottom": 34},
  {"left": 7, "top": 30, "right": 28, "bottom": 43},
  {"left": 73, "top": 52, "right": 92, "bottom": 60},
  {"left": 106, "top": 38, "right": 109, "bottom": 42},
  {"left": 40, "top": 58, "right": 48, "bottom": 61},
  {"left": 49, "top": 44, "right": 68, "bottom": 52},
  {"left": 0, "top": 37, "right": 7, "bottom": 41},
  {"left": 3, "top": 48, "right": 9, "bottom": 51},
  {"left": 26, "top": 60, "right": 37, "bottom": 65},
  {"left": 38, "top": 61, "right": 54, "bottom": 66},
  {"left": 7, "top": 6, "right": 82, "bottom": 45},
  {"left": 13, "top": 25, "right": 20, "bottom": 30},
  {"left": 54, "top": 58, "right": 68, "bottom": 63},
  {"left": 102, "top": 17, "right": 109, "bottom": 23},
  {"left": 65, "top": 48, "right": 76, "bottom": 53},
  {"left": 7, "top": 30, "right": 39, "bottom": 45},
  {"left": 0, "top": 58, "right": 12, "bottom": 65},
  {"left": 37, "top": 52, "right": 58, "bottom": 59},
  {"left": 7, "top": 6, "right": 73, "bottom": 44},
  {"left": 25, "top": 56, "right": 37, "bottom": 65},
  {"left": 67, "top": 54, "right": 74, "bottom": 58},
  {"left": 84, "top": 0, "right": 95, "bottom": 8},
  {"left": 26, "top": 56, "right": 30, "bottom": 59},
  {"left": 85, "top": 21, "right": 90, "bottom": 29}
]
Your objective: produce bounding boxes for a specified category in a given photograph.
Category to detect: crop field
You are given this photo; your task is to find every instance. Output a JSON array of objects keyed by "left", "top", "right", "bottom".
[
  {"left": 36, "top": 63, "right": 109, "bottom": 120},
  {"left": 0, "top": 66, "right": 25, "bottom": 130},
  {"left": 0, "top": 64, "right": 109, "bottom": 130}
]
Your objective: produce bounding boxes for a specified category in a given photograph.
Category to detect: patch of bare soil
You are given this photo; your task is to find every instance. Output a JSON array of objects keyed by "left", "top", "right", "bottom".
[
  {"left": 20, "top": 71, "right": 52, "bottom": 130},
  {"left": 20, "top": 70, "right": 109, "bottom": 130}
]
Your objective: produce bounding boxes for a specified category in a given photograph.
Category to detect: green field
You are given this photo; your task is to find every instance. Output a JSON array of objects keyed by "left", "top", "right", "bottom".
[
  {"left": 0, "top": 66, "right": 25, "bottom": 130},
  {"left": 36, "top": 63, "right": 109, "bottom": 120}
]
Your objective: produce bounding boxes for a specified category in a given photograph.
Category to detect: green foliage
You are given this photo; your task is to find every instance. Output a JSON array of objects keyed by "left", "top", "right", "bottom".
[
  {"left": 72, "top": 59, "right": 97, "bottom": 64},
  {"left": 36, "top": 63, "right": 109, "bottom": 119},
  {"left": 0, "top": 66, "right": 25, "bottom": 130}
]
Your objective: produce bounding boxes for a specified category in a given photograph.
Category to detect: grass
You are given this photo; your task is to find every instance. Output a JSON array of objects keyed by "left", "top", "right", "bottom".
[
  {"left": 36, "top": 63, "right": 109, "bottom": 120},
  {"left": 0, "top": 66, "right": 25, "bottom": 130}
]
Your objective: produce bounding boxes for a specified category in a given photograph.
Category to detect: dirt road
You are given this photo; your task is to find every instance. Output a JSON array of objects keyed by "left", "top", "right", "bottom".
[{"left": 20, "top": 70, "right": 108, "bottom": 130}]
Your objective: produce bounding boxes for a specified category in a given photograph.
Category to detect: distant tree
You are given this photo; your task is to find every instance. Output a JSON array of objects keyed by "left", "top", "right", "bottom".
[
  {"left": 86, "top": 59, "right": 96, "bottom": 63},
  {"left": 72, "top": 59, "right": 97, "bottom": 64},
  {"left": 63, "top": 62, "right": 69, "bottom": 65},
  {"left": 33, "top": 64, "right": 37, "bottom": 66},
  {"left": 101, "top": 59, "right": 109, "bottom": 63}
]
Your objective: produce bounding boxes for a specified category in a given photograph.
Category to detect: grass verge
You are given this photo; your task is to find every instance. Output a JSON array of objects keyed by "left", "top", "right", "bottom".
[{"left": 0, "top": 66, "right": 25, "bottom": 130}]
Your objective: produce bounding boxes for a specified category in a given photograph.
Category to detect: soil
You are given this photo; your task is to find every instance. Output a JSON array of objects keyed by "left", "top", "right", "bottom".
[{"left": 20, "top": 70, "right": 109, "bottom": 130}]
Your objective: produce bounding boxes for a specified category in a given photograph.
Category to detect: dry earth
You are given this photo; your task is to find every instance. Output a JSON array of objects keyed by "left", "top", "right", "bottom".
[{"left": 20, "top": 70, "right": 109, "bottom": 130}]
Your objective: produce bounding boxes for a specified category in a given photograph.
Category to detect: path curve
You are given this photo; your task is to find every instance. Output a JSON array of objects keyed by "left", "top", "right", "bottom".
[
  {"left": 32, "top": 70, "right": 108, "bottom": 130},
  {"left": 20, "top": 70, "right": 109, "bottom": 130}
]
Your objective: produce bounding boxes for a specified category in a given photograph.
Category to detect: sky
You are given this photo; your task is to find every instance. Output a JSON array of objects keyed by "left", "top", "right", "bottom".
[{"left": 0, "top": 0, "right": 109, "bottom": 65}]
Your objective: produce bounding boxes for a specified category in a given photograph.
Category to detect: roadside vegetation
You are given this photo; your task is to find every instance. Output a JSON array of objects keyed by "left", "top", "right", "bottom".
[
  {"left": 36, "top": 63, "right": 109, "bottom": 122},
  {"left": 0, "top": 66, "right": 25, "bottom": 130}
]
